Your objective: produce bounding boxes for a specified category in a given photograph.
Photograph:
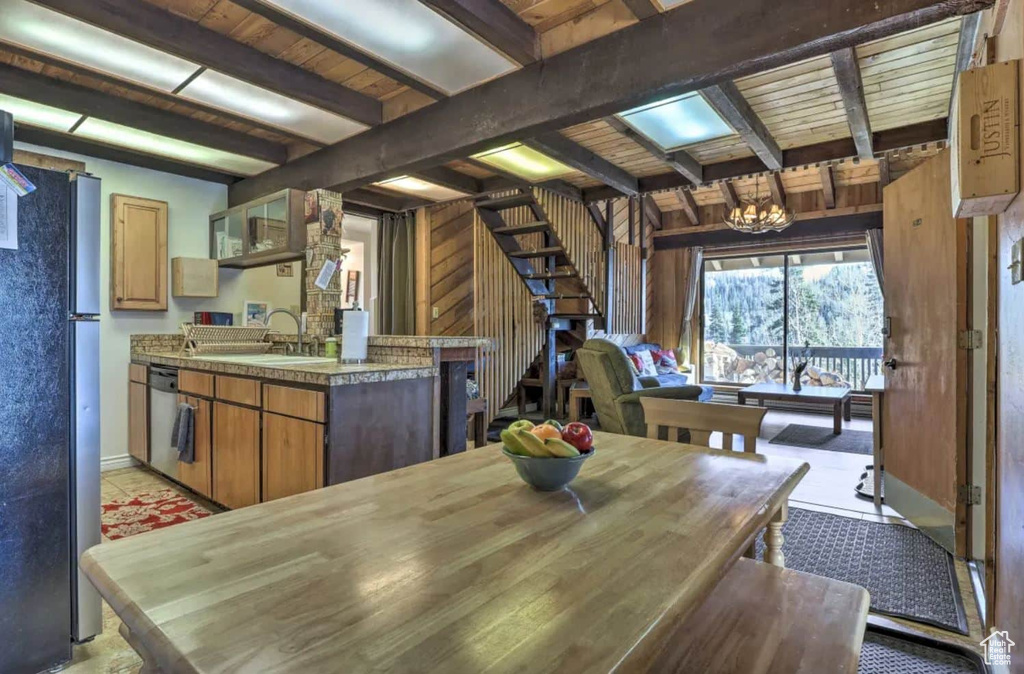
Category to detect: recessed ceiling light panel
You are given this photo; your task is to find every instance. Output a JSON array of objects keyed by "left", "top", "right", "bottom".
[
  {"left": 618, "top": 92, "right": 734, "bottom": 151},
  {"left": 0, "top": 0, "right": 200, "bottom": 91},
  {"left": 0, "top": 92, "right": 82, "bottom": 132},
  {"left": 178, "top": 70, "right": 366, "bottom": 144},
  {"left": 74, "top": 118, "right": 277, "bottom": 176},
  {"left": 374, "top": 176, "right": 469, "bottom": 202},
  {"left": 471, "top": 143, "right": 574, "bottom": 181},
  {"left": 261, "top": 0, "right": 517, "bottom": 94}
]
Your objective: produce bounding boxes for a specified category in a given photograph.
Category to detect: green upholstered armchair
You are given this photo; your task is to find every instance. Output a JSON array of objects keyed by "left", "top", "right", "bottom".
[{"left": 575, "top": 338, "right": 705, "bottom": 437}]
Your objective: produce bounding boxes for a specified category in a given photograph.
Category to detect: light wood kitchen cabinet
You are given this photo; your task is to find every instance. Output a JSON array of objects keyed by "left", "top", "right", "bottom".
[
  {"left": 172, "top": 257, "right": 218, "bottom": 298},
  {"left": 262, "top": 413, "right": 324, "bottom": 502},
  {"left": 111, "top": 194, "right": 168, "bottom": 311},
  {"left": 177, "top": 394, "right": 212, "bottom": 499},
  {"left": 212, "top": 402, "right": 260, "bottom": 509},
  {"left": 128, "top": 380, "right": 148, "bottom": 463}
]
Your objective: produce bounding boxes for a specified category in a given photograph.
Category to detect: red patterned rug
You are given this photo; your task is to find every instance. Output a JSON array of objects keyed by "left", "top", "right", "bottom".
[{"left": 102, "top": 489, "right": 212, "bottom": 540}]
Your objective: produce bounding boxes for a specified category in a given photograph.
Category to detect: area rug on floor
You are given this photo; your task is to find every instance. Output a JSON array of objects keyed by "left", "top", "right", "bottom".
[
  {"left": 756, "top": 508, "right": 968, "bottom": 634},
  {"left": 769, "top": 423, "right": 873, "bottom": 455},
  {"left": 859, "top": 628, "right": 983, "bottom": 673},
  {"left": 102, "top": 489, "right": 212, "bottom": 540}
]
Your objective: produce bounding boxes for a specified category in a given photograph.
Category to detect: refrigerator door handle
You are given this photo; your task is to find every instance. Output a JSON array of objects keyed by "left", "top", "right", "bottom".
[{"left": 70, "top": 174, "right": 101, "bottom": 316}]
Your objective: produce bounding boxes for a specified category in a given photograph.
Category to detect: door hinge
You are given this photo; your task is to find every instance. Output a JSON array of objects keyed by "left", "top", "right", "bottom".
[
  {"left": 958, "top": 330, "right": 983, "bottom": 350},
  {"left": 958, "top": 484, "right": 982, "bottom": 506}
]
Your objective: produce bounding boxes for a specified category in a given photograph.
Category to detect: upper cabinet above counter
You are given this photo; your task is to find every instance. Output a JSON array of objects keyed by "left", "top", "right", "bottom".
[{"left": 210, "top": 188, "right": 306, "bottom": 269}]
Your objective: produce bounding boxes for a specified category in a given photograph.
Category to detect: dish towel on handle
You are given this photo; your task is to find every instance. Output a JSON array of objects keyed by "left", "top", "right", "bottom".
[{"left": 171, "top": 402, "right": 195, "bottom": 464}]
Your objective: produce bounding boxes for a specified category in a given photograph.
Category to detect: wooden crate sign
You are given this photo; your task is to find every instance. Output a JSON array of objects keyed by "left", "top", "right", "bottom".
[
  {"left": 172, "top": 257, "right": 219, "bottom": 298},
  {"left": 951, "top": 61, "right": 1020, "bottom": 217}
]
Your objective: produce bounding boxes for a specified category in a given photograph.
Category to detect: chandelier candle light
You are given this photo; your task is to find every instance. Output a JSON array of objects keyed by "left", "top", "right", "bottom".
[{"left": 723, "top": 182, "right": 795, "bottom": 234}]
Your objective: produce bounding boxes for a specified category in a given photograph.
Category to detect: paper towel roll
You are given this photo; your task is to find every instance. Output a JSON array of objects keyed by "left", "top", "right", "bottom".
[{"left": 341, "top": 310, "right": 369, "bottom": 362}]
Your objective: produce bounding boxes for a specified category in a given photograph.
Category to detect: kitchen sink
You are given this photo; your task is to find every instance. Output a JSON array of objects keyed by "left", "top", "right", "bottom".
[{"left": 197, "top": 354, "right": 337, "bottom": 366}]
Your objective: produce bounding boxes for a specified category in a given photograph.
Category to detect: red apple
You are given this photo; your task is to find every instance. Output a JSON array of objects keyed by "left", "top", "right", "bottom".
[{"left": 561, "top": 422, "right": 594, "bottom": 453}]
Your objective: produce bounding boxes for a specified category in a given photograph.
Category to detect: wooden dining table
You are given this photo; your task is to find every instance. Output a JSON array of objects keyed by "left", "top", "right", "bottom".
[{"left": 83, "top": 432, "right": 809, "bottom": 674}]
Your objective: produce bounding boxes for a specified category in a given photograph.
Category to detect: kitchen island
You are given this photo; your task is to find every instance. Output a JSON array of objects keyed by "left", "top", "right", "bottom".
[{"left": 129, "top": 334, "right": 491, "bottom": 509}]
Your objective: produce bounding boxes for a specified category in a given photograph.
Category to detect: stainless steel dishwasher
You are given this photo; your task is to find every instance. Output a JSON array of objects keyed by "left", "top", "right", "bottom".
[{"left": 148, "top": 364, "right": 180, "bottom": 480}]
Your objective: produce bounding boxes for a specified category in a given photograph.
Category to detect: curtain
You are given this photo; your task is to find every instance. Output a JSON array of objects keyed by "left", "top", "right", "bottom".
[
  {"left": 677, "top": 246, "right": 704, "bottom": 363},
  {"left": 865, "top": 228, "right": 884, "bottom": 298},
  {"left": 377, "top": 211, "right": 416, "bottom": 335}
]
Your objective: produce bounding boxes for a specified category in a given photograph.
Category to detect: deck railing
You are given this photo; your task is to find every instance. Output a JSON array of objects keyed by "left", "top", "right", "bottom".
[{"left": 703, "top": 344, "right": 884, "bottom": 391}]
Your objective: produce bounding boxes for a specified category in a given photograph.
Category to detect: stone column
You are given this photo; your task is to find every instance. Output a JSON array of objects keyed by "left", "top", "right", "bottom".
[{"left": 303, "top": 189, "right": 345, "bottom": 338}]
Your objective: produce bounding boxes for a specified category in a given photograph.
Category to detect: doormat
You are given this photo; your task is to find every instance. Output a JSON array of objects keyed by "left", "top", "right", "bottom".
[
  {"left": 859, "top": 626, "right": 983, "bottom": 673},
  {"left": 770, "top": 423, "right": 873, "bottom": 455},
  {"left": 756, "top": 508, "right": 968, "bottom": 634},
  {"left": 102, "top": 489, "right": 212, "bottom": 540}
]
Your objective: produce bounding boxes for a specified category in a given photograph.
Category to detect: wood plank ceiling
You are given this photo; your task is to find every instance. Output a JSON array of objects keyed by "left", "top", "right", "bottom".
[{"left": 0, "top": 0, "right": 973, "bottom": 212}]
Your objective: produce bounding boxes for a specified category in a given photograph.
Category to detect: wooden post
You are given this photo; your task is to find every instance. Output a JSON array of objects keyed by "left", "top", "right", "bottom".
[
  {"left": 764, "top": 502, "right": 788, "bottom": 567},
  {"left": 542, "top": 324, "right": 557, "bottom": 419},
  {"left": 604, "top": 200, "right": 614, "bottom": 334}
]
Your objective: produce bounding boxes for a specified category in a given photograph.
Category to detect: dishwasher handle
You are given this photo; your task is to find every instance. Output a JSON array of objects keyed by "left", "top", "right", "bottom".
[{"left": 149, "top": 365, "right": 179, "bottom": 394}]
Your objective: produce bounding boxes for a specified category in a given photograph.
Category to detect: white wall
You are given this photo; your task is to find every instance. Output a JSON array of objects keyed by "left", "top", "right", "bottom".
[
  {"left": 338, "top": 239, "right": 365, "bottom": 309},
  {"left": 341, "top": 213, "right": 379, "bottom": 333},
  {"left": 15, "top": 142, "right": 302, "bottom": 467}
]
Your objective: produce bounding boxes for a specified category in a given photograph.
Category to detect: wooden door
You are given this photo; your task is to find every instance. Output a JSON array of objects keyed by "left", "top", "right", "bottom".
[
  {"left": 212, "top": 402, "right": 260, "bottom": 509},
  {"left": 882, "top": 149, "right": 969, "bottom": 555},
  {"left": 128, "top": 381, "right": 148, "bottom": 463},
  {"left": 177, "top": 395, "right": 212, "bottom": 499},
  {"left": 111, "top": 194, "right": 168, "bottom": 311},
  {"left": 262, "top": 413, "right": 323, "bottom": 502}
]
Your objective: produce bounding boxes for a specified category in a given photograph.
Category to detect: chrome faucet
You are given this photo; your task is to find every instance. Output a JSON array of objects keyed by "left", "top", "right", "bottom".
[{"left": 267, "top": 308, "right": 303, "bottom": 355}]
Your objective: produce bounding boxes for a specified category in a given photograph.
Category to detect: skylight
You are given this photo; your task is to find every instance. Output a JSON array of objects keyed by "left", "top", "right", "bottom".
[
  {"left": 617, "top": 93, "right": 734, "bottom": 151},
  {"left": 471, "top": 144, "right": 575, "bottom": 181},
  {"left": 178, "top": 70, "right": 367, "bottom": 144},
  {"left": 0, "top": 0, "right": 200, "bottom": 92},
  {"left": 73, "top": 119, "right": 277, "bottom": 176},
  {"left": 260, "top": 0, "right": 517, "bottom": 95},
  {"left": 374, "top": 176, "right": 469, "bottom": 202},
  {"left": 0, "top": 93, "right": 82, "bottom": 132}
]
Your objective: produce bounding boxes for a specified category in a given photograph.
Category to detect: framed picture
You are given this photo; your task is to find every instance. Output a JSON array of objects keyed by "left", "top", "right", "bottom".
[
  {"left": 345, "top": 269, "right": 361, "bottom": 303},
  {"left": 276, "top": 263, "right": 293, "bottom": 277},
  {"left": 244, "top": 300, "right": 269, "bottom": 327}
]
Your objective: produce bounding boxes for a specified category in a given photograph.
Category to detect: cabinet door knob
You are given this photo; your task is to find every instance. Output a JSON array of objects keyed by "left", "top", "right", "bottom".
[{"left": 116, "top": 297, "right": 123, "bottom": 302}]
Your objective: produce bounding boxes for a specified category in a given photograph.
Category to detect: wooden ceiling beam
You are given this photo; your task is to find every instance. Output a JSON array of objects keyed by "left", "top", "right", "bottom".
[
  {"left": 819, "top": 165, "right": 837, "bottom": 208},
  {"left": 229, "top": 0, "right": 985, "bottom": 205},
  {"left": 719, "top": 181, "right": 740, "bottom": 211},
  {"left": 0, "top": 63, "right": 288, "bottom": 164},
  {"left": 28, "top": 0, "right": 382, "bottom": 127},
  {"left": 419, "top": 0, "right": 539, "bottom": 66},
  {"left": 13, "top": 125, "right": 237, "bottom": 183},
  {"left": 581, "top": 118, "right": 948, "bottom": 201},
  {"left": 341, "top": 187, "right": 431, "bottom": 212},
  {"left": 523, "top": 133, "right": 640, "bottom": 196},
  {"left": 878, "top": 156, "right": 892, "bottom": 189},
  {"left": 410, "top": 165, "right": 482, "bottom": 194},
  {"left": 604, "top": 116, "right": 703, "bottom": 184},
  {"left": 622, "top": 0, "right": 661, "bottom": 20},
  {"left": 676, "top": 189, "right": 701, "bottom": 226},
  {"left": 642, "top": 194, "right": 663, "bottom": 230},
  {"left": 230, "top": 0, "right": 446, "bottom": 100},
  {"left": 767, "top": 172, "right": 787, "bottom": 207},
  {"left": 701, "top": 82, "right": 783, "bottom": 170},
  {"left": 830, "top": 48, "right": 873, "bottom": 159}
]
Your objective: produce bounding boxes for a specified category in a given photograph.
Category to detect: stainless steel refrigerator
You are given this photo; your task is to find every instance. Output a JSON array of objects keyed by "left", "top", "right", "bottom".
[{"left": 0, "top": 166, "right": 102, "bottom": 673}]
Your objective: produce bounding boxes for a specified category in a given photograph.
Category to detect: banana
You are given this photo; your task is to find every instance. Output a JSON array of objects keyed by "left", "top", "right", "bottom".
[
  {"left": 501, "top": 429, "right": 532, "bottom": 456},
  {"left": 544, "top": 438, "right": 580, "bottom": 458},
  {"left": 514, "top": 428, "right": 552, "bottom": 457}
]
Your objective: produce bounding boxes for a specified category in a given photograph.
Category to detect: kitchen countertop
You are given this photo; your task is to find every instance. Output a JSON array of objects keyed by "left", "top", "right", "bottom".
[{"left": 135, "top": 352, "right": 437, "bottom": 387}]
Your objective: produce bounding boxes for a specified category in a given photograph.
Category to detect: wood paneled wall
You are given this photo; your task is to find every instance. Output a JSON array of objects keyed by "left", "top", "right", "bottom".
[
  {"left": 473, "top": 207, "right": 546, "bottom": 423},
  {"left": 612, "top": 241, "right": 644, "bottom": 334},
  {"left": 425, "top": 201, "right": 475, "bottom": 336}
]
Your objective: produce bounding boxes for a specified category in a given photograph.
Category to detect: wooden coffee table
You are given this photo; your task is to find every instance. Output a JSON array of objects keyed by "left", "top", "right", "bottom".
[{"left": 737, "top": 382, "right": 853, "bottom": 435}]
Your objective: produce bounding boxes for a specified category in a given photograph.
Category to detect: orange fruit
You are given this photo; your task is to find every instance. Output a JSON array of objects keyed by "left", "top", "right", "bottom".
[{"left": 530, "top": 424, "right": 562, "bottom": 441}]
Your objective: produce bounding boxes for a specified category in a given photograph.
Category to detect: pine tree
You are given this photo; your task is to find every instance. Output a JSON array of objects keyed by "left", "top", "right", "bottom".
[
  {"left": 729, "top": 311, "right": 749, "bottom": 344},
  {"left": 707, "top": 303, "right": 726, "bottom": 342}
]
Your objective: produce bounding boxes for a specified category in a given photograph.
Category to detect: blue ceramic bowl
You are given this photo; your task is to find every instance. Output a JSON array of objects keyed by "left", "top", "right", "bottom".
[{"left": 501, "top": 447, "right": 595, "bottom": 491}]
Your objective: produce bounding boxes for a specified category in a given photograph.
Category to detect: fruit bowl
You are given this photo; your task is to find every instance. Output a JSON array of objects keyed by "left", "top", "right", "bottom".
[{"left": 501, "top": 447, "right": 595, "bottom": 491}]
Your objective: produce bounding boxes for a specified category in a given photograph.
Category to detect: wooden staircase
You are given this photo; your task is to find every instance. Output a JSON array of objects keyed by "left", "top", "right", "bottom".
[
  {"left": 475, "top": 188, "right": 605, "bottom": 330},
  {"left": 474, "top": 188, "right": 606, "bottom": 417}
]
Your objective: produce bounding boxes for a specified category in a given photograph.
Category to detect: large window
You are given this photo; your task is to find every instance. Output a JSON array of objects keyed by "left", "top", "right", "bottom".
[{"left": 701, "top": 247, "right": 883, "bottom": 390}]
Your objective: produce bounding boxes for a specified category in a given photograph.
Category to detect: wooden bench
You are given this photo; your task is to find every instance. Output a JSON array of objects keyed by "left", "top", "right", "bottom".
[
  {"left": 466, "top": 398, "right": 488, "bottom": 448},
  {"left": 650, "top": 558, "right": 869, "bottom": 673}
]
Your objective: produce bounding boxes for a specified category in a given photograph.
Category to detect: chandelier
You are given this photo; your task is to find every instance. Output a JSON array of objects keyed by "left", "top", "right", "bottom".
[{"left": 723, "top": 188, "right": 794, "bottom": 234}]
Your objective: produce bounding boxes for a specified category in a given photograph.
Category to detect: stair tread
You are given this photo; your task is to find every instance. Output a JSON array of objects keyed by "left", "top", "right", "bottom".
[
  {"left": 476, "top": 194, "right": 534, "bottom": 210},
  {"left": 549, "top": 313, "right": 603, "bottom": 319},
  {"left": 492, "top": 221, "right": 550, "bottom": 235},
  {"left": 507, "top": 247, "right": 565, "bottom": 258},
  {"left": 524, "top": 272, "right": 575, "bottom": 280},
  {"left": 540, "top": 293, "right": 590, "bottom": 299}
]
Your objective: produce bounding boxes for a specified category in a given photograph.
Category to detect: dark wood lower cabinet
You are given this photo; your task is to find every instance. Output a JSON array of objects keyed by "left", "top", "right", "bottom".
[
  {"left": 212, "top": 402, "right": 260, "bottom": 509},
  {"left": 176, "top": 394, "right": 212, "bottom": 499},
  {"left": 262, "top": 412, "right": 323, "bottom": 502}
]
